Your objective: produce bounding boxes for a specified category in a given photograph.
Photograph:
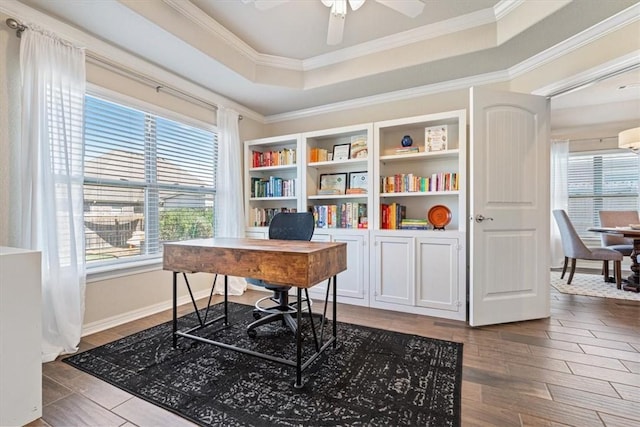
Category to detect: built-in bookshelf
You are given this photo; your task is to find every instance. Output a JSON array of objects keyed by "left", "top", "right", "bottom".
[
  {"left": 244, "top": 134, "right": 302, "bottom": 228},
  {"left": 373, "top": 110, "right": 466, "bottom": 232},
  {"left": 243, "top": 111, "right": 467, "bottom": 320},
  {"left": 303, "top": 123, "right": 374, "bottom": 230}
]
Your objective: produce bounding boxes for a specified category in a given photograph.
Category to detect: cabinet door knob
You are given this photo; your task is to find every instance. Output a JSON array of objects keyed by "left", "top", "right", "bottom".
[{"left": 474, "top": 214, "right": 494, "bottom": 223}]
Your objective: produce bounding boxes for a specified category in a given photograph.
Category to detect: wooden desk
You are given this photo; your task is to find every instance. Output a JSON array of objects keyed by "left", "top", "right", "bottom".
[
  {"left": 589, "top": 227, "right": 640, "bottom": 292},
  {"left": 163, "top": 238, "right": 347, "bottom": 388}
]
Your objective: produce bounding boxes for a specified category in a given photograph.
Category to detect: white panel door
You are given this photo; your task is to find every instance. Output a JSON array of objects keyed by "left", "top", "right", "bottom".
[
  {"left": 469, "top": 87, "right": 550, "bottom": 326},
  {"left": 372, "top": 234, "right": 414, "bottom": 305}
]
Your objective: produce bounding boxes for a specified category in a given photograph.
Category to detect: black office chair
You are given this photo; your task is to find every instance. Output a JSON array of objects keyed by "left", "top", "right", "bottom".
[{"left": 246, "top": 212, "right": 315, "bottom": 338}]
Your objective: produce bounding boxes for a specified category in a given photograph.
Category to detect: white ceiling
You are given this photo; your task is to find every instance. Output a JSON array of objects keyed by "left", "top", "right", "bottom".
[{"left": 10, "top": 0, "right": 640, "bottom": 132}]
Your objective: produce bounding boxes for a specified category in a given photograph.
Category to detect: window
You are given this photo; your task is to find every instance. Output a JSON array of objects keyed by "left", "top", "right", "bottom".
[
  {"left": 567, "top": 150, "right": 640, "bottom": 245},
  {"left": 84, "top": 95, "right": 217, "bottom": 266}
]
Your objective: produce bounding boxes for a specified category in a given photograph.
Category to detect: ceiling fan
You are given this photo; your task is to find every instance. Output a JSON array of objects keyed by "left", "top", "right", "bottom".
[{"left": 242, "top": 0, "right": 425, "bottom": 45}]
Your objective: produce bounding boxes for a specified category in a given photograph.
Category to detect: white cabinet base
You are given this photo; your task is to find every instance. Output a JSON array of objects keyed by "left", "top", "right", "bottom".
[{"left": 0, "top": 247, "right": 42, "bottom": 427}]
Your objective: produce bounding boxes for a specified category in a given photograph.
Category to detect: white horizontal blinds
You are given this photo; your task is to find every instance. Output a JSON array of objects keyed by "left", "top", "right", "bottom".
[
  {"left": 84, "top": 96, "right": 147, "bottom": 263},
  {"left": 155, "top": 118, "right": 216, "bottom": 188},
  {"left": 568, "top": 151, "right": 640, "bottom": 245},
  {"left": 84, "top": 96, "right": 146, "bottom": 184},
  {"left": 155, "top": 117, "right": 216, "bottom": 243},
  {"left": 83, "top": 95, "right": 217, "bottom": 265},
  {"left": 144, "top": 115, "right": 159, "bottom": 255}
]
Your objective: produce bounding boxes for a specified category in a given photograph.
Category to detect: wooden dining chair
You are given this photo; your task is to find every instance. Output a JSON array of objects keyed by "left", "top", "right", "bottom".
[{"left": 553, "top": 210, "right": 623, "bottom": 288}]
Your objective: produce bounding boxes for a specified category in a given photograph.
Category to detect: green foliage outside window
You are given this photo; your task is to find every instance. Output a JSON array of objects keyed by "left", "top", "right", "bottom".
[{"left": 160, "top": 208, "right": 213, "bottom": 241}]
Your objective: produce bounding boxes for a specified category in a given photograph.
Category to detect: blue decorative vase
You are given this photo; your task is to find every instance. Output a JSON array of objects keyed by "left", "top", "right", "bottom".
[{"left": 401, "top": 135, "right": 413, "bottom": 147}]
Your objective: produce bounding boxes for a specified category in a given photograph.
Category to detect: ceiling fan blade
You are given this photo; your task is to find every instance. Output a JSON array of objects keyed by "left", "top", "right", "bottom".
[
  {"left": 375, "top": 0, "right": 424, "bottom": 18},
  {"left": 348, "top": 0, "right": 366, "bottom": 11},
  {"left": 327, "top": 12, "right": 345, "bottom": 45}
]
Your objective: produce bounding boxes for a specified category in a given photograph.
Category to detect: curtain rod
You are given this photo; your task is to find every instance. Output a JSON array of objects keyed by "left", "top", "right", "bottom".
[
  {"left": 5, "top": 17, "right": 243, "bottom": 120},
  {"left": 567, "top": 136, "right": 618, "bottom": 142}
]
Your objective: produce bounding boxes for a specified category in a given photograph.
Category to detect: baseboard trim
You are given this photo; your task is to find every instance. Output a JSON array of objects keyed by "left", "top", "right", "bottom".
[{"left": 81, "top": 289, "right": 213, "bottom": 337}]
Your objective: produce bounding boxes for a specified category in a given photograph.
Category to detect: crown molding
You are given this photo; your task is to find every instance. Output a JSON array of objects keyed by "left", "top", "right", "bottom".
[
  {"left": 165, "top": 0, "right": 498, "bottom": 73},
  {"left": 264, "top": 70, "right": 509, "bottom": 124},
  {"left": 266, "top": 2, "right": 640, "bottom": 124},
  {"left": 163, "top": 0, "right": 303, "bottom": 71},
  {"left": 302, "top": 7, "right": 497, "bottom": 71},
  {"left": 493, "top": 0, "right": 524, "bottom": 20},
  {"left": 510, "top": 2, "right": 640, "bottom": 80},
  {"left": 532, "top": 51, "right": 640, "bottom": 98}
]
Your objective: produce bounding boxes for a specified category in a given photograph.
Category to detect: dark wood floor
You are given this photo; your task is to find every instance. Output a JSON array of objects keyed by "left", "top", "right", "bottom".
[{"left": 28, "top": 282, "right": 639, "bottom": 427}]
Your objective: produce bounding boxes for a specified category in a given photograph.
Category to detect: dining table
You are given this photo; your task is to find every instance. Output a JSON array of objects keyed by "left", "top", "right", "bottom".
[{"left": 588, "top": 227, "right": 640, "bottom": 292}]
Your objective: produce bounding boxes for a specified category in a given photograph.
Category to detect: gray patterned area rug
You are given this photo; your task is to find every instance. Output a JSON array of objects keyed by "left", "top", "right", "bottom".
[
  {"left": 551, "top": 271, "right": 640, "bottom": 301},
  {"left": 64, "top": 302, "right": 463, "bottom": 427}
]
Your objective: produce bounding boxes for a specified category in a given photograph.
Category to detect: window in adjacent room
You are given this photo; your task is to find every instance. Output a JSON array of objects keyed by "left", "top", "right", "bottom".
[
  {"left": 83, "top": 95, "right": 218, "bottom": 266},
  {"left": 567, "top": 150, "right": 640, "bottom": 245}
]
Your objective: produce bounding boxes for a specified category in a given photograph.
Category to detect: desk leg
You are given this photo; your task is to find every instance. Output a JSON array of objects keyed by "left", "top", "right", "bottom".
[
  {"left": 224, "top": 275, "right": 228, "bottom": 325},
  {"left": 333, "top": 275, "right": 337, "bottom": 349},
  {"left": 172, "top": 272, "right": 178, "bottom": 348},
  {"left": 294, "top": 288, "right": 303, "bottom": 389}
]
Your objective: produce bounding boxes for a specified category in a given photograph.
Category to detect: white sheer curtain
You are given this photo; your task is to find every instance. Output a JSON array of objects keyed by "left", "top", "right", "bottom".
[
  {"left": 550, "top": 139, "right": 569, "bottom": 268},
  {"left": 17, "top": 27, "right": 86, "bottom": 361},
  {"left": 213, "top": 106, "right": 246, "bottom": 295}
]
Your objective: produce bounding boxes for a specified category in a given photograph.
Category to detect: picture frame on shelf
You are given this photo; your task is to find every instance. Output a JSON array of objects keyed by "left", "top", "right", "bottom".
[
  {"left": 319, "top": 173, "right": 347, "bottom": 195},
  {"left": 350, "top": 135, "right": 368, "bottom": 159},
  {"left": 332, "top": 143, "right": 351, "bottom": 161},
  {"left": 425, "top": 125, "right": 448, "bottom": 152},
  {"left": 347, "top": 171, "right": 368, "bottom": 194}
]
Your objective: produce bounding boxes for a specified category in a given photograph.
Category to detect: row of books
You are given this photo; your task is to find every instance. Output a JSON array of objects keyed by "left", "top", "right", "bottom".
[
  {"left": 393, "top": 146, "right": 420, "bottom": 155},
  {"left": 311, "top": 203, "right": 368, "bottom": 229},
  {"left": 250, "top": 177, "right": 296, "bottom": 198},
  {"left": 309, "top": 147, "right": 330, "bottom": 163},
  {"left": 380, "top": 172, "right": 458, "bottom": 193},
  {"left": 398, "top": 218, "right": 430, "bottom": 230},
  {"left": 380, "top": 203, "right": 406, "bottom": 230},
  {"left": 250, "top": 207, "right": 297, "bottom": 227},
  {"left": 251, "top": 149, "right": 296, "bottom": 168}
]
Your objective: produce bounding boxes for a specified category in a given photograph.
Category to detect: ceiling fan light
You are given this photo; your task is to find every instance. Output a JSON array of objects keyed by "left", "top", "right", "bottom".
[
  {"left": 619, "top": 127, "right": 640, "bottom": 153},
  {"left": 332, "top": 0, "right": 347, "bottom": 17}
]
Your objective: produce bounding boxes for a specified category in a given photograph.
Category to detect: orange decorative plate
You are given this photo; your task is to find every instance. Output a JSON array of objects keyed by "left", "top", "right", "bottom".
[{"left": 428, "top": 205, "right": 452, "bottom": 229}]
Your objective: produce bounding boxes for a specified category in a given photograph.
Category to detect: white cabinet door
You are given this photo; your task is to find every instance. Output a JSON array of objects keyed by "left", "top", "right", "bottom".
[
  {"left": 333, "top": 232, "right": 367, "bottom": 300},
  {"left": 309, "top": 231, "right": 368, "bottom": 306},
  {"left": 372, "top": 234, "right": 414, "bottom": 306},
  {"left": 416, "top": 236, "right": 462, "bottom": 314},
  {"left": 469, "top": 87, "right": 550, "bottom": 326}
]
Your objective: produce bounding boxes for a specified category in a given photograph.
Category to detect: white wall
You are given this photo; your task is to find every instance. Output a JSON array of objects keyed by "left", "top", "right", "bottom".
[{"left": 0, "top": 13, "right": 22, "bottom": 247}]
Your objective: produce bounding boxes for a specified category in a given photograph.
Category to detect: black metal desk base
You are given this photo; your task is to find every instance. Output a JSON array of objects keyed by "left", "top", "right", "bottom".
[{"left": 171, "top": 272, "right": 338, "bottom": 388}]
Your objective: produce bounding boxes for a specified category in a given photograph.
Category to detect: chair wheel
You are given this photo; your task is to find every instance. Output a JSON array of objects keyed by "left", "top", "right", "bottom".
[
  {"left": 253, "top": 311, "right": 262, "bottom": 320},
  {"left": 247, "top": 329, "right": 257, "bottom": 338}
]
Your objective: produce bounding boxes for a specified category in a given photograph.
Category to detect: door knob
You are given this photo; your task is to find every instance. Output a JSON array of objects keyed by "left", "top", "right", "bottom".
[{"left": 475, "top": 214, "right": 494, "bottom": 223}]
